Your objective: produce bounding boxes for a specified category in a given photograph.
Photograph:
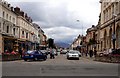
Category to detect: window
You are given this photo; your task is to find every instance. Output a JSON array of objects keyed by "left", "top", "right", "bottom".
[
  {"left": 0, "top": 23, "right": 1, "bottom": 28},
  {"left": 3, "top": 11, "right": 5, "bottom": 18},
  {"left": 116, "top": 2, "right": 119, "bottom": 14},
  {"left": 26, "top": 33, "right": 28, "bottom": 38},
  {"left": 3, "top": 23, "right": 5, "bottom": 31},
  {"left": 7, "top": 26, "right": 9, "bottom": 33},
  {"left": 12, "top": 18, "right": 15, "bottom": 23},
  {"left": 6, "top": 14, "right": 8, "bottom": 19},
  {"left": 22, "top": 31, "right": 24, "bottom": 35},
  {"left": 13, "top": 28, "right": 15, "bottom": 35},
  {"left": 22, "top": 31, "right": 24, "bottom": 38},
  {"left": 9, "top": 16, "right": 11, "bottom": 21}
]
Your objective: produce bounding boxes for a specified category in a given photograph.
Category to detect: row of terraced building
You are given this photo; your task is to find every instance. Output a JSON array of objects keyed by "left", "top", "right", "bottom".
[{"left": 0, "top": 0, "right": 47, "bottom": 54}]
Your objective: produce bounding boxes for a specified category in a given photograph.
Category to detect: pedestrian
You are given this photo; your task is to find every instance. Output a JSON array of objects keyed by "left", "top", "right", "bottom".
[
  {"left": 19, "top": 48, "right": 23, "bottom": 58},
  {"left": 50, "top": 48, "right": 55, "bottom": 59},
  {"left": 89, "top": 50, "right": 93, "bottom": 58},
  {"left": 94, "top": 49, "right": 97, "bottom": 57},
  {"left": 85, "top": 51, "right": 88, "bottom": 57}
]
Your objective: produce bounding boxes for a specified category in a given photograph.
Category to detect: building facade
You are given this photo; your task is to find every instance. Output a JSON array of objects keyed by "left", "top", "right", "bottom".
[
  {"left": 0, "top": 1, "right": 19, "bottom": 53},
  {"left": 0, "top": 0, "right": 47, "bottom": 53},
  {"left": 99, "top": 0, "right": 120, "bottom": 52}
]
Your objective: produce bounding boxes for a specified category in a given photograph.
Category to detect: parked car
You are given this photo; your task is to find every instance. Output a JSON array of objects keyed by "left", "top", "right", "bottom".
[
  {"left": 40, "top": 50, "right": 48, "bottom": 55},
  {"left": 22, "top": 50, "right": 47, "bottom": 61},
  {"left": 73, "top": 50, "right": 81, "bottom": 57},
  {"left": 66, "top": 50, "right": 80, "bottom": 60},
  {"left": 61, "top": 50, "right": 67, "bottom": 54}
]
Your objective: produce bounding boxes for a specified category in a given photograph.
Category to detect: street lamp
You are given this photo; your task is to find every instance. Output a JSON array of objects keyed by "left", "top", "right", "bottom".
[{"left": 112, "top": 14, "right": 117, "bottom": 50}]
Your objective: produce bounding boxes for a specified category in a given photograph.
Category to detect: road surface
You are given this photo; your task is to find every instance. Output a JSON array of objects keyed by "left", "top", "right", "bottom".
[{"left": 2, "top": 54, "right": 119, "bottom": 78}]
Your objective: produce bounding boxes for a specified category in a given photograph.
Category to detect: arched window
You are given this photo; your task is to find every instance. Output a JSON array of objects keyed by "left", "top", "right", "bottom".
[
  {"left": 104, "top": 30, "right": 107, "bottom": 49},
  {"left": 116, "top": 26, "right": 120, "bottom": 48},
  {"left": 109, "top": 28, "right": 112, "bottom": 48}
]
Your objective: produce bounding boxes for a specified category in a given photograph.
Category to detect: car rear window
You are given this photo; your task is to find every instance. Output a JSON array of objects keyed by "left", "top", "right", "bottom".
[{"left": 25, "top": 51, "right": 34, "bottom": 54}]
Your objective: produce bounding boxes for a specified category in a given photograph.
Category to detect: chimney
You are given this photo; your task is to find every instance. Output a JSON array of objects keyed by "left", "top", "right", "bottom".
[
  {"left": 27, "top": 17, "right": 30, "bottom": 21},
  {"left": 11, "top": 7, "right": 13, "bottom": 11},
  {"left": 20, "top": 11, "right": 24, "bottom": 17},
  {"left": 14, "top": 7, "right": 20, "bottom": 14},
  {"left": 8, "top": 4, "right": 10, "bottom": 7},
  {"left": 92, "top": 25, "right": 95, "bottom": 28}
]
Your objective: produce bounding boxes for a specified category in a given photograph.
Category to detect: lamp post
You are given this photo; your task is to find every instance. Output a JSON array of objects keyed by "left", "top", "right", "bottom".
[{"left": 112, "top": 14, "right": 117, "bottom": 50}]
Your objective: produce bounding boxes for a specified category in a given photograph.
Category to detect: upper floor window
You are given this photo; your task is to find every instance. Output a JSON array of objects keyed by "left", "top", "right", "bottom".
[
  {"left": 3, "top": 11, "right": 5, "bottom": 18},
  {"left": 26, "top": 33, "right": 28, "bottom": 38},
  {"left": 9, "top": 16, "right": 11, "bottom": 21},
  {"left": 0, "top": 23, "right": 1, "bottom": 28},
  {"left": 7, "top": 26, "right": 9, "bottom": 33},
  {"left": 22, "top": 31, "right": 24, "bottom": 35},
  {"left": 12, "top": 18, "right": 15, "bottom": 23},
  {"left": 13, "top": 28, "right": 15, "bottom": 35},
  {"left": 116, "top": 2, "right": 119, "bottom": 14},
  {"left": 6, "top": 14, "right": 8, "bottom": 19}
]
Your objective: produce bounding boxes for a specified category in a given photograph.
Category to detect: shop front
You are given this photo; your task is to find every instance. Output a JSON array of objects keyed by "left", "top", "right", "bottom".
[{"left": 3, "top": 35, "right": 18, "bottom": 52}]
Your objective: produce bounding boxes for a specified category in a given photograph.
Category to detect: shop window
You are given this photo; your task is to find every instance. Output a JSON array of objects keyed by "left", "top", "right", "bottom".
[
  {"left": 7, "top": 26, "right": 9, "bottom": 33},
  {"left": 13, "top": 28, "right": 15, "bottom": 35}
]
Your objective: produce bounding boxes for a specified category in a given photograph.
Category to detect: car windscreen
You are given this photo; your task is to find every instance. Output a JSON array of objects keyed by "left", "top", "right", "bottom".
[{"left": 25, "top": 51, "right": 34, "bottom": 54}]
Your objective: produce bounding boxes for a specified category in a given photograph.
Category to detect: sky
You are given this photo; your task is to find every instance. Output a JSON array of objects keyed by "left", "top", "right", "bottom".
[{"left": 6, "top": 0, "right": 101, "bottom": 44}]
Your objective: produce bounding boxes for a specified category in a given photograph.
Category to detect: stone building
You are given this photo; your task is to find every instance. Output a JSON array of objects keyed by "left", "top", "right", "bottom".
[
  {"left": 0, "top": 1, "right": 19, "bottom": 53},
  {"left": 99, "top": 0, "right": 120, "bottom": 52},
  {"left": 70, "top": 35, "right": 82, "bottom": 50},
  {"left": 0, "top": 0, "right": 47, "bottom": 53}
]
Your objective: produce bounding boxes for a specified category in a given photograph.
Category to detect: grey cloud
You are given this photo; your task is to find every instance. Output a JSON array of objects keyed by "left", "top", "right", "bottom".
[
  {"left": 8, "top": 0, "right": 100, "bottom": 44},
  {"left": 11, "top": 2, "right": 90, "bottom": 29}
]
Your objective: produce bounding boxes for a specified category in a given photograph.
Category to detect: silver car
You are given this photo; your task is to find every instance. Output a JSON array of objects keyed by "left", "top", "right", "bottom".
[{"left": 66, "top": 50, "right": 80, "bottom": 60}]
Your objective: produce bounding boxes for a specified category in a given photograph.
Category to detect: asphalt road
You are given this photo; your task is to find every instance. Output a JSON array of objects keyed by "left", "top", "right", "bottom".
[{"left": 2, "top": 54, "right": 119, "bottom": 77}]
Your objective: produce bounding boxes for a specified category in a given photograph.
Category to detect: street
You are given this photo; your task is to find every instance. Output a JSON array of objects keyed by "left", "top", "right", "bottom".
[{"left": 2, "top": 54, "right": 119, "bottom": 77}]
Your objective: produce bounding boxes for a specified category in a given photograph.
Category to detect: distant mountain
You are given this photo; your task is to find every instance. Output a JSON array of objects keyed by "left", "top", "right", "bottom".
[{"left": 55, "top": 42, "right": 70, "bottom": 48}]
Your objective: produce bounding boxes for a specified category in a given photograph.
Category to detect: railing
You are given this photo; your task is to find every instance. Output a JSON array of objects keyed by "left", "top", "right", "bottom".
[{"left": 2, "top": 53, "right": 21, "bottom": 61}]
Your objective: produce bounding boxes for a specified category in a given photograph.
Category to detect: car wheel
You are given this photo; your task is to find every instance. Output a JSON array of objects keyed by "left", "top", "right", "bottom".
[
  {"left": 77, "top": 58, "right": 79, "bottom": 60},
  {"left": 44, "top": 57, "right": 47, "bottom": 60},
  {"left": 34, "top": 58, "right": 38, "bottom": 61},
  {"left": 24, "top": 59, "right": 27, "bottom": 61},
  {"left": 67, "top": 57, "right": 69, "bottom": 60}
]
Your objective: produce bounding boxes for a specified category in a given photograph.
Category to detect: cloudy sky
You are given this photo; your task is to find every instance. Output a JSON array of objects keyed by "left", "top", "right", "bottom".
[{"left": 6, "top": 0, "right": 100, "bottom": 44}]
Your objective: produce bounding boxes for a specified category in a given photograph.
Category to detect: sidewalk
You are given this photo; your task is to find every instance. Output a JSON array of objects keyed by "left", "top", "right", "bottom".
[{"left": 82, "top": 55, "right": 95, "bottom": 61}]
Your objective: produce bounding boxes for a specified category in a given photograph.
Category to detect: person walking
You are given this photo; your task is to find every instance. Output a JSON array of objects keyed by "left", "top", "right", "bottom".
[
  {"left": 19, "top": 48, "right": 23, "bottom": 58},
  {"left": 50, "top": 48, "right": 55, "bottom": 59},
  {"left": 94, "top": 49, "right": 97, "bottom": 57},
  {"left": 89, "top": 50, "right": 93, "bottom": 58}
]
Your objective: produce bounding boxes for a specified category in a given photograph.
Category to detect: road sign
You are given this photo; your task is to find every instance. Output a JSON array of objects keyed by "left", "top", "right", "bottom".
[{"left": 112, "top": 34, "right": 116, "bottom": 40}]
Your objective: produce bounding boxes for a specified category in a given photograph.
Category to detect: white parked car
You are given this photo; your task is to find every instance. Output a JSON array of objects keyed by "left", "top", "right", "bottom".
[
  {"left": 74, "top": 50, "right": 81, "bottom": 57},
  {"left": 66, "top": 50, "right": 80, "bottom": 60},
  {"left": 61, "top": 49, "right": 68, "bottom": 54}
]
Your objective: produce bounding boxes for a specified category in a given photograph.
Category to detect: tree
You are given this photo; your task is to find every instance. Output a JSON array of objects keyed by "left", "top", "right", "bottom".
[{"left": 48, "top": 38, "right": 54, "bottom": 48}]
